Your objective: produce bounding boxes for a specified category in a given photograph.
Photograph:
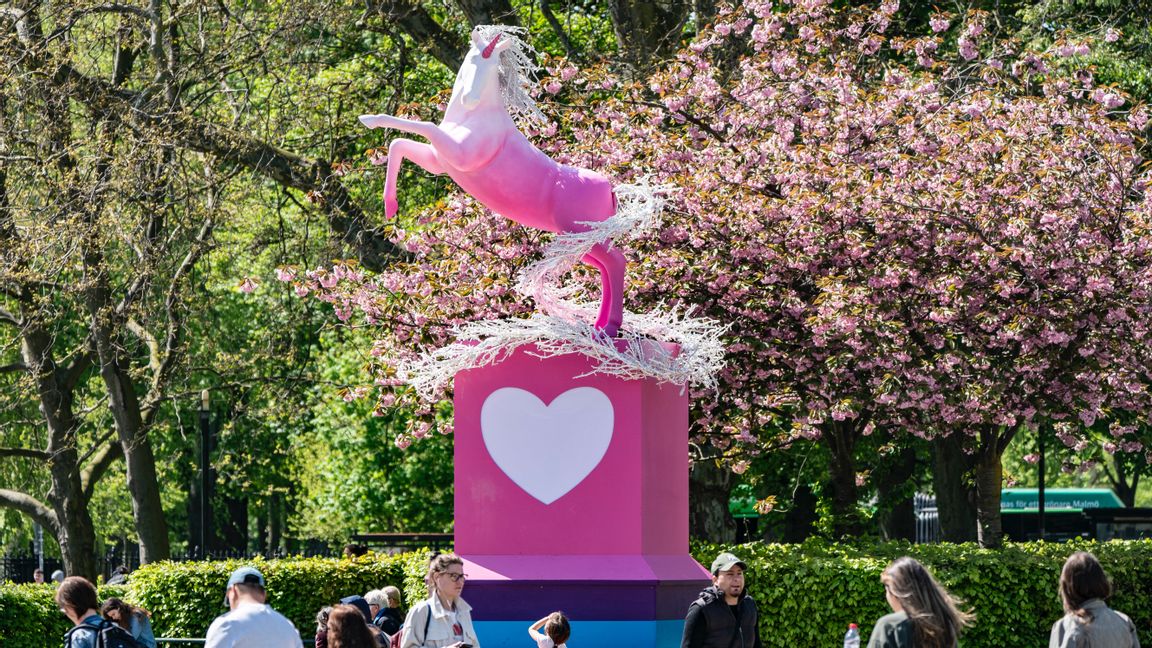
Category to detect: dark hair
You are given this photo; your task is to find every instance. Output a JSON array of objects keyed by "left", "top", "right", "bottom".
[
  {"left": 327, "top": 604, "right": 377, "bottom": 648},
  {"left": 545, "top": 611, "right": 571, "bottom": 645},
  {"left": 100, "top": 598, "right": 137, "bottom": 631},
  {"left": 1059, "top": 552, "right": 1111, "bottom": 622},
  {"left": 343, "top": 543, "right": 368, "bottom": 558},
  {"left": 56, "top": 576, "right": 99, "bottom": 617},
  {"left": 882, "top": 557, "right": 973, "bottom": 648}
]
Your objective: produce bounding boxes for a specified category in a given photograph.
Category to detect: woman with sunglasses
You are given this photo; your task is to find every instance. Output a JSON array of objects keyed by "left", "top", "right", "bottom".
[{"left": 401, "top": 553, "right": 480, "bottom": 648}]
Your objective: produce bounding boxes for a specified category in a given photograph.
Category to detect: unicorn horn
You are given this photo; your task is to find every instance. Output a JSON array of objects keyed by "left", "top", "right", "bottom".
[{"left": 482, "top": 34, "right": 502, "bottom": 59}]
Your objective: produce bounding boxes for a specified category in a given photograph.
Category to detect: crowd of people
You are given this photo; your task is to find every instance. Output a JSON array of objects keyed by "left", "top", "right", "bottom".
[
  {"left": 682, "top": 550, "right": 1141, "bottom": 648},
  {"left": 49, "top": 549, "right": 1140, "bottom": 648}
]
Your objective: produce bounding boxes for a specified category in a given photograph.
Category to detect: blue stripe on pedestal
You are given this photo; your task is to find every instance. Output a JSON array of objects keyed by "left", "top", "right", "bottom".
[{"left": 472, "top": 619, "right": 684, "bottom": 648}]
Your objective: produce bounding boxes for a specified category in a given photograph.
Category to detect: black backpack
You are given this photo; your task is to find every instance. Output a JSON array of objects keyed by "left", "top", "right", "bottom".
[{"left": 65, "top": 618, "right": 143, "bottom": 648}]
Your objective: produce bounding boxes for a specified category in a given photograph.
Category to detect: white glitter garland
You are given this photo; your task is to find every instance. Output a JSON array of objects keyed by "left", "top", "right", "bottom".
[{"left": 402, "top": 308, "right": 728, "bottom": 401}]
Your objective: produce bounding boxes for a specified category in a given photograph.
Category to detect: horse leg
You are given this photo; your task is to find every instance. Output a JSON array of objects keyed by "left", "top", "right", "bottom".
[
  {"left": 359, "top": 114, "right": 495, "bottom": 172},
  {"left": 581, "top": 243, "right": 626, "bottom": 337},
  {"left": 379, "top": 139, "right": 446, "bottom": 218}
]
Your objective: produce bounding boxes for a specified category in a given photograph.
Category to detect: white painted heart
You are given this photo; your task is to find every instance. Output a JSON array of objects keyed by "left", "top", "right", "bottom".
[{"left": 480, "top": 386, "right": 614, "bottom": 505}]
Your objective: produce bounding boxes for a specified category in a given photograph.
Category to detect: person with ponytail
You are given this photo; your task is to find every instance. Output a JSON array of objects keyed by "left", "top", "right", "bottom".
[
  {"left": 1049, "top": 551, "right": 1139, "bottom": 648},
  {"left": 867, "top": 557, "right": 973, "bottom": 648}
]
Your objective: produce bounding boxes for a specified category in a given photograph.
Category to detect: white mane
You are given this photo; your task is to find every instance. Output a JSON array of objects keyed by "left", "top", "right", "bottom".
[{"left": 473, "top": 25, "right": 545, "bottom": 123}]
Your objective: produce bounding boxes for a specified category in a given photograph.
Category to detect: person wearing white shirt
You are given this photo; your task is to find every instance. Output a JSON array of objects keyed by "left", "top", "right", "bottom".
[{"left": 206, "top": 566, "right": 304, "bottom": 648}]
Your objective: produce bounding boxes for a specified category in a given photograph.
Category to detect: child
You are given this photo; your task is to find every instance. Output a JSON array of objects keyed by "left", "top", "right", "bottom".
[{"left": 529, "top": 612, "right": 570, "bottom": 648}]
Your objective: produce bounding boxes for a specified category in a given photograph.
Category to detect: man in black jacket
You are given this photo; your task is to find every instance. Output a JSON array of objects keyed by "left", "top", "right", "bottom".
[{"left": 681, "top": 552, "right": 762, "bottom": 648}]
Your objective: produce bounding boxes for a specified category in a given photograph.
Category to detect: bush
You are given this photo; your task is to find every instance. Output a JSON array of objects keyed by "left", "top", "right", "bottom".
[
  {"left": 0, "top": 583, "right": 127, "bottom": 648},
  {"left": 127, "top": 552, "right": 416, "bottom": 638},
  {"left": 692, "top": 538, "right": 1152, "bottom": 648},
  {"left": 5, "top": 542, "right": 1151, "bottom": 646},
  {"left": 0, "top": 553, "right": 419, "bottom": 645}
]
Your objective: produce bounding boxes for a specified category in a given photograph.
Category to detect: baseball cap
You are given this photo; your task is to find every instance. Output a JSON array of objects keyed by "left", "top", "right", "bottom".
[
  {"left": 340, "top": 595, "right": 373, "bottom": 622},
  {"left": 223, "top": 566, "right": 266, "bottom": 605},
  {"left": 710, "top": 552, "right": 748, "bottom": 575}
]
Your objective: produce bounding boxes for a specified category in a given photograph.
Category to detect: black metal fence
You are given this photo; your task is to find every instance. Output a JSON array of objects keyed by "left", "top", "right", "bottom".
[
  {"left": 3, "top": 534, "right": 452, "bottom": 584},
  {"left": 0, "top": 554, "right": 64, "bottom": 583}
]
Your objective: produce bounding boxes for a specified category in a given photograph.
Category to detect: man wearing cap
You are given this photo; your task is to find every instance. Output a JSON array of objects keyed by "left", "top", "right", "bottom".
[
  {"left": 206, "top": 566, "right": 304, "bottom": 648},
  {"left": 681, "top": 552, "right": 762, "bottom": 648}
]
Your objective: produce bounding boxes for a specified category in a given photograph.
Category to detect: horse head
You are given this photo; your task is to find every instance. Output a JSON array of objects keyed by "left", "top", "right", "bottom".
[{"left": 451, "top": 27, "right": 514, "bottom": 112}]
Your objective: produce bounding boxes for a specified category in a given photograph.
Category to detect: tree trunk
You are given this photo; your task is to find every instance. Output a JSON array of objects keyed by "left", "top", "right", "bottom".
[
  {"left": 974, "top": 442, "right": 1004, "bottom": 548},
  {"left": 86, "top": 272, "right": 171, "bottom": 564},
  {"left": 876, "top": 446, "right": 918, "bottom": 541},
  {"left": 782, "top": 482, "right": 817, "bottom": 542},
  {"left": 1108, "top": 454, "right": 1138, "bottom": 508},
  {"left": 50, "top": 451, "right": 98, "bottom": 580},
  {"left": 221, "top": 496, "right": 249, "bottom": 553},
  {"left": 20, "top": 324, "right": 99, "bottom": 579},
  {"left": 688, "top": 457, "right": 735, "bottom": 543},
  {"left": 932, "top": 434, "right": 977, "bottom": 542},
  {"left": 821, "top": 421, "right": 863, "bottom": 536},
  {"left": 453, "top": 0, "right": 518, "bottom": 26},
  {"left": 608, "top": 0, "right": 691, "bottom": 68}
]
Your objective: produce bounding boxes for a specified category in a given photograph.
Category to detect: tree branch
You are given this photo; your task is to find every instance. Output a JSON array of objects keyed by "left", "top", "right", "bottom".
[
  {"left": 23, "top": 45, "right": 406, "bottom": 271},
  {"left": 0, "top": 446, "right": 50, "bottom": 460},
  {"left": 366, "top": 0, "right": 464, "bottom": 71},
  {"left": 0, "top": 306, "right": 18, "bottom": 327},
  {"left": 0, "top": 489, "right": 58, "bottom": 532},
  {"left": 540, "top": 0, "right": 577, "bottom": 60},
  {"left": 0, "top": 362, "right": 27, "bottom": 373},
  {"left": 81, "top": 438, "right": 123, "bottom": 500}
]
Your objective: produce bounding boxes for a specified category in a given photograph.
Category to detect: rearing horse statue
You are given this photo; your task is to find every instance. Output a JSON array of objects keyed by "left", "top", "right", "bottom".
[{"left": 359, "top": 25, "right": 631, "bottom": 337}]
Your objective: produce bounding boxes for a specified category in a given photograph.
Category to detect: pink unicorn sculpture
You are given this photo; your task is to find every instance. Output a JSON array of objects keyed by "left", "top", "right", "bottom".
[{"left": 360, "top": 26, "right": 631, "bottom": 337}]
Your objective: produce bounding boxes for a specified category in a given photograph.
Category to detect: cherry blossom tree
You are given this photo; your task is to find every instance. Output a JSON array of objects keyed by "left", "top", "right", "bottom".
[{"left": 289, "top": 0, "right": 1152, "bottom": 545}]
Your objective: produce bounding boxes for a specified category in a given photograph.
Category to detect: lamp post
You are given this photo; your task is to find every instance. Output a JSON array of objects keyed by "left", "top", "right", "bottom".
[{"left": 199, "top": 389, "right": 213, "bottom": 559}]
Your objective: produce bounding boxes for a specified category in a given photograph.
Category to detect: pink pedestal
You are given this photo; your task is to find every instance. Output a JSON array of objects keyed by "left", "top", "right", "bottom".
[{"left": 452, "top": 344, "right": 708, "bottom": 646}]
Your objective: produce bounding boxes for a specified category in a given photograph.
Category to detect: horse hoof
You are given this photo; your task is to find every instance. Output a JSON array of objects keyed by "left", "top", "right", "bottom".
[{"left": 359, "top": 114, "right": 379, "bottom": 128}]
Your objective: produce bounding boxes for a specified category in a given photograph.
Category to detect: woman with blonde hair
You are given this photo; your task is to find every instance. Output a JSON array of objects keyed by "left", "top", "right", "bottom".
[
  {"left": 868, "top": 557, "right": 973, "bottom": 648},
  {"left": 401, "top": 553, "right": 480, "bottom": 648},
  {"left": 1049, "top": 551, "right": 1139, "bottom": 648}
]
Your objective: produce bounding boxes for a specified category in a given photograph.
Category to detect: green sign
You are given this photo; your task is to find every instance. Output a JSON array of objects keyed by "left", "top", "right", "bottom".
[
  {"left": 729, "top": 484, "right": 759, "bottom": 519},
  {"left": 1001, "top": 488, "right": 1123, "bottom": 513}
]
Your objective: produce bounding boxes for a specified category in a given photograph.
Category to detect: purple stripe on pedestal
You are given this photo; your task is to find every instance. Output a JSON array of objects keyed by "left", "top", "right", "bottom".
[
  {"left": 465, "top": 579, "right": 703, "bottom": 620},
  {"left": 458, "top": 552, "right": 708, "bottom": 621}
]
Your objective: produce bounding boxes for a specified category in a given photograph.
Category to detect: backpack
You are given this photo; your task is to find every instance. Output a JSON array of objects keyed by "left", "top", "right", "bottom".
[
  {"left": 388, "top": 602, "right": 432, "bottom": 648},
  {"left": 65, "top": 618, "right": 143, "bottom": 648}
]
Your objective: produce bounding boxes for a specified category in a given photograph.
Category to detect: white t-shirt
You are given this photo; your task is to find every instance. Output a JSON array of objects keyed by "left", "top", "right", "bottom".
[
  {"left": 205, "top": 601, "right": 303, "bottom": 648},
  {"left": 536, "top": 637, "right": 567, "bottom": 648}
]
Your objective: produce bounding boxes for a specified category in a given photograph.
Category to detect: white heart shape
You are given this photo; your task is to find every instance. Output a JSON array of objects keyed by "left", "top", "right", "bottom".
[{"left": 480, "top": 387, "right": 614, "bottom": 505}]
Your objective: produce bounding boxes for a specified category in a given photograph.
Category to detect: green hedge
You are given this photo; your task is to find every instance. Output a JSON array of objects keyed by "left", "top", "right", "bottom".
[
  {"left": 128, "top": 553, "right": 416, "bottom": 638},
  {"left": 4, "top": 542, "right": 1151, "bottom": 647},
  {"left": 692, "top": 539, "right": 1152, "bottom": 648},
  {"left": 0, "top": 553, "right": 419, "bottom": 647},
  {"left": 0, "top": 583, "right": 126, "bottom": 646}
]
